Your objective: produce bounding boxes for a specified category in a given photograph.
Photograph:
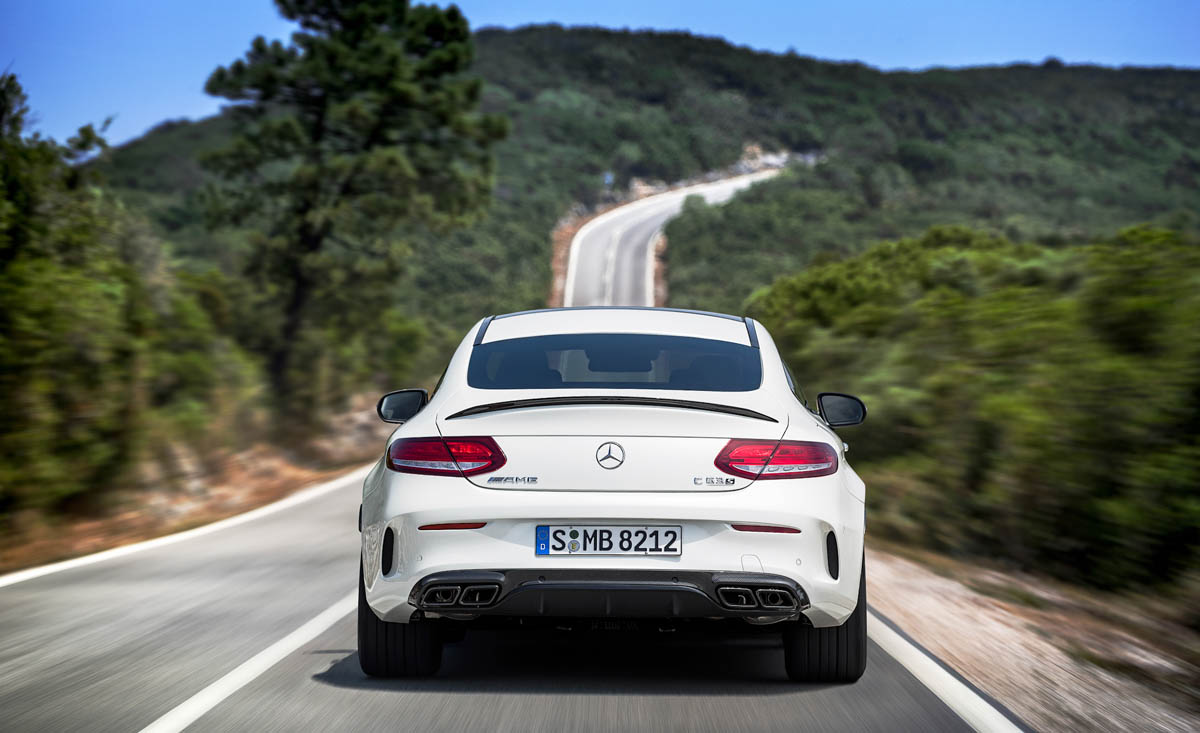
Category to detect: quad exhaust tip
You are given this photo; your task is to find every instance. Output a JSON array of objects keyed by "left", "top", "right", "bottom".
[
  {"left": 459, "top": 584, "right": 500, "bottom": 606},
  {"left": 421, "top": 585, "right": 462, "bottom": 606},
  {"left": 716, "top": 585, "right": 798, "bottom": 610},
  {"left": 419, "top": 583, "right": 501, "bottom": 608},
  {"left": 716, "top": 587, "right": 758, "bottom": 609},
  {"left": 755, "top": 587, "right": 797, "bottom": 610}
]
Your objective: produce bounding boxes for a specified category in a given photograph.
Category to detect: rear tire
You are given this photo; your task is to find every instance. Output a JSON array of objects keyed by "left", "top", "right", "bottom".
[
  {"left": 358, "top": 564, "right": 442, "bottom": 677},
  {"left": 783, "top": 559, "right": 867, "bottom": 683}
]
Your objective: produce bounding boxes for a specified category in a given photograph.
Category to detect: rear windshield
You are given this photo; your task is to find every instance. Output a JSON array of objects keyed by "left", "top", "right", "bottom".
[{"left": 468, "top": 333, "right": 762, "bottom": 391}]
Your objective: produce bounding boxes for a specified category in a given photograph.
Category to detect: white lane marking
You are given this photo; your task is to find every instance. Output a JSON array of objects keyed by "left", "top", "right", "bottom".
[
  {"left": 602, "top": 224, "right": 624, "bottom": 306},
  {"left": 868, "top": 612, "right": 1022, "bottom": 733},
  {"left": 138, "top": 592, "right": 356, "bottom": 733},
  {"left": 0, "top": 464, "right": 374, "bottom": 590}
]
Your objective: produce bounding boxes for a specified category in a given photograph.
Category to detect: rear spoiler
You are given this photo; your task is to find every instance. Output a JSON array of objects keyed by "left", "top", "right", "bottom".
[
  {"left": 444, "top": 396, "right": 778, "bottom": 422},
  {"left": 473, "top": 311, "right": 759, "bottom": 348}
]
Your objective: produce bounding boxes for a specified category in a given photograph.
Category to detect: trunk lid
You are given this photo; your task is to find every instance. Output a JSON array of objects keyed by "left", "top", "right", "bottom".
[{"left": 437, "top": 397, "right": 787, "bottom": 492}]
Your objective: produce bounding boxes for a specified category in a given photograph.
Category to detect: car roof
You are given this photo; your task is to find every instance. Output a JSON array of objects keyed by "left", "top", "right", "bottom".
[{"left": 476, "top": 307, "right": 757, "bottom": 347}]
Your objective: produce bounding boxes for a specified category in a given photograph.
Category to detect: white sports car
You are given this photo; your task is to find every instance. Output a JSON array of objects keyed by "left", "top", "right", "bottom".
[{"left": 359, "top": 307, "right": 868, "bottom": 682}]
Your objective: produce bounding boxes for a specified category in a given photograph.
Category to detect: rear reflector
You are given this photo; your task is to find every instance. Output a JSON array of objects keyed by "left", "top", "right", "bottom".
[
  {"left": 715, "top": 439, "right": 838, "bottom": 479},
  {"left": 418, "top": 522, "right": 488, "bottom": 530},
  {"left": 731, "top": 523, "right": 801, "bottom": 534},
  {"left": 387, "top": 437, "right": 506, "bottom": 476}
]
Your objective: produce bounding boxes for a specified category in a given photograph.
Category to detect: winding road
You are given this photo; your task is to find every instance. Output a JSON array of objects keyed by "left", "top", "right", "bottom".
[
  {"left": 0, "top": 175, "right": 1025, "bottom": 732},
  {"left": 565, "top": 170, "right": 780, "bottom": 307}
]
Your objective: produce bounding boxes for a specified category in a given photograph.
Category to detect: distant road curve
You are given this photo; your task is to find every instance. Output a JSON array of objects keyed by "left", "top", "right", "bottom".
[{"left": 564, "top": 169, "right": 780, "bottom": 307}]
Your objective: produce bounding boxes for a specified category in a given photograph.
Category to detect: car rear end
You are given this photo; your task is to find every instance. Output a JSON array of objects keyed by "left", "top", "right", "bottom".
[{"left": 360, "top": 309, "right": 865, "bottom": 633}]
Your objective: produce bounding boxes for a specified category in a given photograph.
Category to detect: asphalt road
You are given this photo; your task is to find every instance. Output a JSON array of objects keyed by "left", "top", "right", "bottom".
[
  {"left": 565, "top": 171, "right": 780, "bottom": 307},
  {"left": 0, "top": 176, "right": 999, "bottom": 732},
  {"left": 0, "top": 469, "right": 973, "bottom": 732}
]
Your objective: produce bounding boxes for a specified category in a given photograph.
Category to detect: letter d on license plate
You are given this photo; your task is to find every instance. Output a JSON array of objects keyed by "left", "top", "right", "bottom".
[{"left": 535, "top": 525, "right": 682, "bottom": 556}]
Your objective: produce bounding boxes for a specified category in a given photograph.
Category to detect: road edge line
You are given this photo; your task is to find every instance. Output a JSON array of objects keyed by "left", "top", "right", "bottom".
[
  {"left": 138, "top": 591, "right": 357, "bottom": 733},
  {"left": 643, "top": 227, "right": 662, "bottom": 307},
  {"left": 0, "top": 463, "right": 374, "bottom": 590},
  {"left": 867, "top": 609, "right": 1029, "bottom": 732}
]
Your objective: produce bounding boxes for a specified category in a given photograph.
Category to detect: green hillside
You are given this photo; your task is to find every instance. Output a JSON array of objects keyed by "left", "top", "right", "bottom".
[
  {"left": 102, "top": 26, "right": 849, "bottom": 346},
  {"left": 103, "top": 26, "right": 1200, "bottom": 333},
  {"left": 664, "top": 60, "right": 1200, "bottom": 313}
]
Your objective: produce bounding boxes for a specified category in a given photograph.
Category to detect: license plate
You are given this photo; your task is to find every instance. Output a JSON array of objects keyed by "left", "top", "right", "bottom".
[{"left": 535, "top": 525, "right": 682, "bottom": 556}]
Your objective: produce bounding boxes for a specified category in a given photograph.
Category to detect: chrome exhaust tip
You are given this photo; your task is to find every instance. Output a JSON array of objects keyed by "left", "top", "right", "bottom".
[
  {"left": 421, "top": 585, "right": 462, "bottom": 606},
  {"left": 458, "top": 584, "right": 500, "bottom": 606},
  {"left": 716, "top": 586, "right": 758, "bottom": 609},
  {"left": 754, "top": 587, "right": 797, "bottom": 610}
]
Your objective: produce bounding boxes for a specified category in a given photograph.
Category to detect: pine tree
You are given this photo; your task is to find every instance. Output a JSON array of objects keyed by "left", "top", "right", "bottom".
[{"left": 204, "top": 0, "right": 507, "bottom": 431}]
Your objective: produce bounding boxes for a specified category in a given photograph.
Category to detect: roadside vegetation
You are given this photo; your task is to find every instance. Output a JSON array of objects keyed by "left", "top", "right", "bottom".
[
  {"left": 0, "top": 75, "right": 263, "bottom": 520},
  {"left": 746, "top": 226, "right": 1200, "bottom": 609},
  {"left": 0, "top": 0, "right": 510, "bottom": 526}
]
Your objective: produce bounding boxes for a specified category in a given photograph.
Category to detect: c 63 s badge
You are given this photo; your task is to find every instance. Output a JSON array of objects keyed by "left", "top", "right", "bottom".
[
  {"left": 694, "top": 477, "right": 737, "bottom": 486},
  {"left": 487, "top": 476, "right": 539, "bottom": 485}
]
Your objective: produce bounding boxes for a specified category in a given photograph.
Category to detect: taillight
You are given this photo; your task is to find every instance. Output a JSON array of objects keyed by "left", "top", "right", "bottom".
[
  {"left": 714, "top": 439, "right": 838, "bottom": 479},
  {"left": 386, "top": 437, "right": 506, "bottom": 476},
  {"left": 731, "top": 523, "right": 801, "bottom": 533}
]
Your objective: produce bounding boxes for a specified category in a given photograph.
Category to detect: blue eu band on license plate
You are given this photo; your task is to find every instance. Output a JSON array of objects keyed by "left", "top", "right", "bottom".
[{"left": 535, "top": 525, "right": 682, "bottom": 556}]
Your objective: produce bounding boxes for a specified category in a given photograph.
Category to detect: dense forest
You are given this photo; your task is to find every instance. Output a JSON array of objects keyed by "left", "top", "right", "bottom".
[
  {"left": 748, "top": 226, "right": 1200, "bottom": 608},
  {"left": 3, "top": 20, "right": 1198, "bottom": 596},
  {"left": 664, "top": 58, "right": 1199, "bottom": 312}
]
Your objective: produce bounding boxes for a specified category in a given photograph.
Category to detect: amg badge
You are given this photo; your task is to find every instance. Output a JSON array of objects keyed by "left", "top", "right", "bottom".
[{"left": 486, "top": 476, "right": 539, "bottom": 485}]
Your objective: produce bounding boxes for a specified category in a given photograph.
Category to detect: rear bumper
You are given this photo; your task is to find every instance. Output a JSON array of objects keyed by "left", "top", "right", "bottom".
[
  {"left": 407, "top": 569, "right": 809, "bottom": 622},
  {"left": 360, "top": 460, "right": 865, "bottom": 627}
]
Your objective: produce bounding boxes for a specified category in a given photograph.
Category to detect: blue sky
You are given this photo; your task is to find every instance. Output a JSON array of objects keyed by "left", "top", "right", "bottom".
[{"left": 3, "top": 0, "right": 1197, "bottom": 146}]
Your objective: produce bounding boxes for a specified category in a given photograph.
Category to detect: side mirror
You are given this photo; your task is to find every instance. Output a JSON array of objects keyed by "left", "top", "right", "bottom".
[
  {"left": 377, "top": 389, "right": 428, "bottom": 423},
  {"left": 817, "top": 392, "right": 867, "bottom": 427}
]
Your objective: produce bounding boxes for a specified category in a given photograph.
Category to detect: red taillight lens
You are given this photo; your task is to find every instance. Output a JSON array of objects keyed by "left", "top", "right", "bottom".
[
  {"left": 731, "top": 523, "right": 802, "bottom": 533},
  {"left": 715, "top": 439, "right": 838, "bottom": 479},
  {"left": 386, "top": 437, "right": 506, "bottom": 476}
]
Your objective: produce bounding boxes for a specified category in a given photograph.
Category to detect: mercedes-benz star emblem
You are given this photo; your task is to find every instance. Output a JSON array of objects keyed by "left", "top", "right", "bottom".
[{"left": 595, "top": 442, "right": 625, "bottom": 469}]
